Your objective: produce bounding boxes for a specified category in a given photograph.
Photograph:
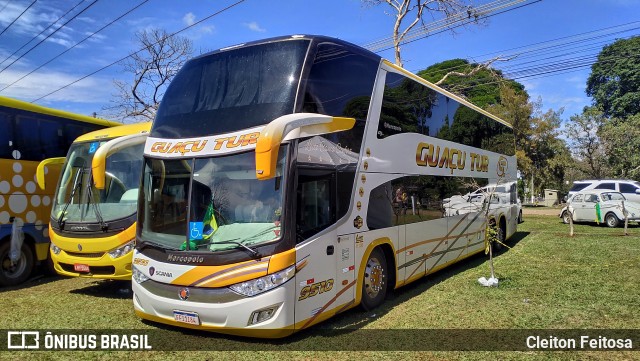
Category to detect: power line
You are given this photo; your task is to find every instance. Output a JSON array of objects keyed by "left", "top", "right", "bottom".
[
  {"left": 0, "top": 0, "right": 99, "bottom": 75},
  {"left": 0, "top": 0, "right": 37, "bottom": 38},
  {"left": 1, "top": 0, "right": 150, "bottom": 93},
  {"left": 0, "top": 0, "right": 86, "bottom": 68},
  {"left": 30, "top": 0, "right": 247, "bottom": 102}
]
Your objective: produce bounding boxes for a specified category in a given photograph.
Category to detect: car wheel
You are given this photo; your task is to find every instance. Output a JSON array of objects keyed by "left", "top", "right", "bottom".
[
  {"left": 518, "top": 210, "right": 523, "bottom": 224},
  {"left": 361, "top": 247, "right": 388, "bottom": 311},
  {"left": 605, "top": 213, "right": 619, "bottom": 228},
  {"left": 561, "top": 211, "right": 571, "bottom": 224},
  {"left": 0, "top": 241, "right": 34, "bottom": 286}
]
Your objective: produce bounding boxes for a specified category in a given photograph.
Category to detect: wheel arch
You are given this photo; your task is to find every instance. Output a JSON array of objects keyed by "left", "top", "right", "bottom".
[{"left": 355, "top": 237, "right": 397, "bottom": 307}]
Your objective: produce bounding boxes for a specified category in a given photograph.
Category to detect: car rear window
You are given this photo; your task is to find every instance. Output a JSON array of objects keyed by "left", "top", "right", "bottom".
[
  {"left": 620, "top": 183, "right": 639, "bottom": 194},
  {"left": 594, "top": 183, "right": 615, "bottom": 190},
  {"left": 569, "top": 183, "right": 590, "bottom": 192}
]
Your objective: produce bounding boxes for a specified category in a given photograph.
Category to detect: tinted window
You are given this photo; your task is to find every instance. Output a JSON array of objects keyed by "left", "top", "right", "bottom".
[
  {"left": 15, "top": 116, "right": 40, "bottom": 160},
  {"left": 619, "top": 183, "right": 639, "bottom": 194},
  {"left": 569, "top": 183, "right": 590, "bottom": 192},
  {"left": 40, "top": 119, "right": 65, "bottom": 158},
  {"left": 594, "top": 183, "right": 615, "bottom": 190},
  {"left": 153, "top": 40, "right": 309, "bottom": 138},
  {"left": 367, "top": 175, "right": 490, "bottom": 230},
  {"left": 296, "top": 169, "right": 335, "bottom": 240},
  {"left": 377, "top": 72, "right": 515, "bottom": 156},
  {"left": 301, "top": 42, "right": 378, "bottom": 122},
  {"left": 0, "top": 112, "right": 12, "bottom": 158}
]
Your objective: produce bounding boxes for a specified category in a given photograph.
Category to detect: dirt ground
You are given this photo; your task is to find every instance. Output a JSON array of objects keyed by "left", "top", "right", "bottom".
[{"left": 522, "top": 206, "right": 561, "bottom": 216}]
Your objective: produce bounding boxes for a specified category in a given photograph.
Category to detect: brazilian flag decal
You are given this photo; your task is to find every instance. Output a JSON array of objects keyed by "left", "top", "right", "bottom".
[
  {"left": 202, "top": 200, "right": 218, "bottom": 240},
  {"left": 595, "top": 202, "right": 602, "bottom": 224}
]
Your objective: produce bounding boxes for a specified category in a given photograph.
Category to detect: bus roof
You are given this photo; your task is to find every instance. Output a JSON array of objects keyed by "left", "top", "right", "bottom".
[
  {"left": 0, "top": 96, "right": 121, "bottom": 127},
  {"left": 74, "top": 122, "right": 151, "bottom": 142}
]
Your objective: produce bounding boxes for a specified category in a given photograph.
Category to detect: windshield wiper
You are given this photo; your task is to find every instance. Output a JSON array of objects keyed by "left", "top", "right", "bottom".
[
  {"left": 85, "top": 170, "right": 107, "bottom": 231},
  {"left": 57, "top": 167, "right": 85, "bottom": 229},
  {"left": 196, "top": 238, "right": 261, "bottom": 258}
]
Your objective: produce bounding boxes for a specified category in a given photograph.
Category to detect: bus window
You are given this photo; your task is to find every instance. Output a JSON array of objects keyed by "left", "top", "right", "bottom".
[
  {"left": 296, "top": 169, "right": 335, "bottom": 240},
  {"left": 40, "top": 119, "right": 65, "bottom": 158},
  {"left": 15, "top": 116, "right": 40, "bottom": 160},
  {"left": 0, "top": 112, "right": 12, "bottom": 158}
]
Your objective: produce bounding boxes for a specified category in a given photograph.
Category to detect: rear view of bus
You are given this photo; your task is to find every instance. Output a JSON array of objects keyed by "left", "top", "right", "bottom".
[{"left": 40, "top": 123, "right": 150, "bottom": 280}]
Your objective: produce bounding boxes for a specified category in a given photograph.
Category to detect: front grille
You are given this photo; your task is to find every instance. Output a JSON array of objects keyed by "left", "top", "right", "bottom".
[
  {"left": 59, "top": 263, "right": 115, "bottom": 275},
  {"left": 64, "top": 251, "right": 104, "bottom": 258}
]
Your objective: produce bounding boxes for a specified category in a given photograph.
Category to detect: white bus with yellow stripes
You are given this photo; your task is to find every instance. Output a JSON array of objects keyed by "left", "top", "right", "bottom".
[{"left": 131, "top": 35, "right": 518, "bottom": 337}]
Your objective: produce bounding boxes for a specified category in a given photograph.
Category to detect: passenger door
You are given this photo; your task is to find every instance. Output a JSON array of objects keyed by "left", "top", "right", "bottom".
[
  {"left": 294, "top": 168, "right": 338, "bottom": 328},
  {"left": 570, "top": 194, "right": 585, "bottom": 221}
]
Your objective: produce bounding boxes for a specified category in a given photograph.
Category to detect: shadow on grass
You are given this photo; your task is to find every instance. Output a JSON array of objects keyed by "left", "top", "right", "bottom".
[
  {"left": 70, "top": 280, "right": 132, "bottom": 299},
  {"left": 136, "top": 231, "right": 535, "bottom": 346},
  {"left": 1, "top": 273, "right": 63, "bottom": 291}
]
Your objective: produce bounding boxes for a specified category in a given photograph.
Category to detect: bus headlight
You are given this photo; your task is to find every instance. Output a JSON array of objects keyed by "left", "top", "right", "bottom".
[
  {"left": 229, "top": 265, "right": 295, "bottom": 297},
  {"left": 50, "top": 242, "right": 61, "bottom": 255},
  {"left": 108, "top": 240, "right": 135, "bottom": 259},
  {"left": 132, "top": 266, "right": 149, "bottom": 284}
]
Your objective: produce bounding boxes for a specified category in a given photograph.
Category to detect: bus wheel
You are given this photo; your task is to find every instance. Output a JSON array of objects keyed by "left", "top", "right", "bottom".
[
  {"left": 0, "top": 242, "right": 34, "bottom": 286},
  {"left": 490, "top": 222, "right": 505, "bottom": 254},
  {"left": 361, "top": 247, "right": 387, "bottom": 311},
  {"left": 605, "top": 213, "right": 619, "bottom": 228}
]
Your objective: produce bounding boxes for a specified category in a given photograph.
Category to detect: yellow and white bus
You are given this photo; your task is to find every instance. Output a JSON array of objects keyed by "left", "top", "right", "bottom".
[
  {"left": 37, "top": 122, "right": 150, "bottom": 280},
  {"left": 0, "top": 96, "right": 119, "bottom": 286},
  {"left": 131, "top": 35, "right": 518, "bottom": 337}
]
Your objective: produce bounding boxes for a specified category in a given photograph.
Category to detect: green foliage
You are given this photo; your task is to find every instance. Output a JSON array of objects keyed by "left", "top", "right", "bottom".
[
  {"left": 586, "top": 36, "right": 640, "bottom": 118},
  {"left": 564, "top": 107, "right": 609, "bottom": 179},
  {"left": 599, "top": 113, "right": 640, "bottom": 179}
]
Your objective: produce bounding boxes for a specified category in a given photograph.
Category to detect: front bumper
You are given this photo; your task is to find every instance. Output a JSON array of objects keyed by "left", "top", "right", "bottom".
[{"left": 132, "top": 276, "right": 296, "bottom": 338}]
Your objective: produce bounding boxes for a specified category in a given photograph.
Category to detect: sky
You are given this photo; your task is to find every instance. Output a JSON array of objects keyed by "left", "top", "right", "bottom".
[{"left": 0, "top": 0, "right": 639, "bottom": 122}]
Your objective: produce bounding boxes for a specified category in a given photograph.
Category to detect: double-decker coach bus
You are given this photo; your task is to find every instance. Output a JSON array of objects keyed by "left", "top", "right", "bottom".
[
  {"left": 131, "top": 35, "right": 518, "bottom": 337},
  {"left": 37, "top": 123, "right": 150, "bottom": 280},
  {"left": 0, "top": 96, "right": 119, "bottom": 286}
]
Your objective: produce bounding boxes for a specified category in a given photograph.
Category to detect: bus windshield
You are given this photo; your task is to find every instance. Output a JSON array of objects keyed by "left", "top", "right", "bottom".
[
  {"left": 139, "top": 148, "right": 286, "bottom": 252},
  {"left": 53, "top": 141, "right": 144, "bottom": 223},
  {"left": 152, "top": 40, "right": 310, "bottom": 138}
]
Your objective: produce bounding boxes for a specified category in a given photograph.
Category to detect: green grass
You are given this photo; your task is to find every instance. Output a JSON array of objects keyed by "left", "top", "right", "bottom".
[{"left": 1, "top": 215, "right": 639, "bottom": 360}]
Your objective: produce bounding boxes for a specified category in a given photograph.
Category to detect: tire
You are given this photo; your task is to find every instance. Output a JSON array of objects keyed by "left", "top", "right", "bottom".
[
  {"left": 491, "top": 222, "right": 506, "bottom": 254},
  {"left": 605, "top": 213, "right": 619, "bottom": 228},
  {"left": 361, "top": 247, "right": 388, "bottom": 311},
  {"left": 518, "top": 210, "right": 523, "bottom": 224},
  {"left": 0, "top": 241, "right": 34, "bottom": 286},
  {"left": 561, "top": 211, "right": 571, "bottom": 224}
]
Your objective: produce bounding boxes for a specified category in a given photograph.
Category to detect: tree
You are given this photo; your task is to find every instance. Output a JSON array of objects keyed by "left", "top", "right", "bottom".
[
  {"left": 364, "top": 0, "right": 476, "bottom": 67},
  {"left": 586, "top": 36, "right": 640, "bottom": 118},
  {"left": 106, "top": 28, "right": 193, "bottom": 122},
  {"left": 564, "top": 107, "right": 608, "bottom": 179},
  {"left": 599, "top": 113, "right": 640, "bottom": 179}
]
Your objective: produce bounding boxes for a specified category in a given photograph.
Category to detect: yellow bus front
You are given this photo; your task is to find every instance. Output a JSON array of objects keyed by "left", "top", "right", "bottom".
[{"left": 46, "top": 123, "right": 150, "bottom": 280}]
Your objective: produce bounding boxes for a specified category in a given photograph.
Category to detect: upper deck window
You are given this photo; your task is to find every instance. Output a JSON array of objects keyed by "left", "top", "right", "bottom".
[{"left": 153, "top": 40, "right": 310, "bottom": 138}]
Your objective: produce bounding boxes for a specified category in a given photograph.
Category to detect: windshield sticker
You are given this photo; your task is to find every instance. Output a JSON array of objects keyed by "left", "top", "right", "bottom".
[
  {"left": 89, "top": 142, "right": 100, "bottom": 154},
  {"left": 189, "top": 222, "right": 204, "bottom": 240}
]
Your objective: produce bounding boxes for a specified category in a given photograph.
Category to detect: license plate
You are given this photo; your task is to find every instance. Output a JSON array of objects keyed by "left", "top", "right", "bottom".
[
  {"left": 173, "top": 310, "right": 200, "bottom": 325},
  {"left": 74, "top": 264, "right": 90, "bottom": 273}
]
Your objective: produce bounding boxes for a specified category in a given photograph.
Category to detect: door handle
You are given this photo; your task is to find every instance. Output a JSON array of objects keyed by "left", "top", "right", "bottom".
[{"left": 326, "top": 245, "right": 334, "bottom": 255}]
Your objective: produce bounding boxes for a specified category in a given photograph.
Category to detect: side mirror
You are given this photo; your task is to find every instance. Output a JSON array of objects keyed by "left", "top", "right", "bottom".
[
  {"left": 92, "top": 133, "right": 148, "bottom": 189},
  {"left": 255, "top": 113, "right": 355, "bottom": 180},
  {"left": 36, "top": 157, "right": 66, "bottom": 190}
]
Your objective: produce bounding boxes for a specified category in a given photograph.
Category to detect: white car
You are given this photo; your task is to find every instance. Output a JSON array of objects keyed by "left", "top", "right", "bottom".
[
  {"left": 567, "top": 179, "right": 640, "bottom": 202},
  {"left": 559, "top": 190, "right": 640, "bottom": 227}
]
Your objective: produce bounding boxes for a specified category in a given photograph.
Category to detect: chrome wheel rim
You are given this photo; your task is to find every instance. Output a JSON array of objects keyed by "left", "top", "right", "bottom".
[{"left": 364, "top": 257, "right": 384, "bottom": 299}]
